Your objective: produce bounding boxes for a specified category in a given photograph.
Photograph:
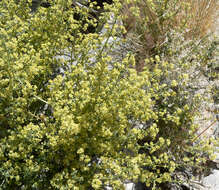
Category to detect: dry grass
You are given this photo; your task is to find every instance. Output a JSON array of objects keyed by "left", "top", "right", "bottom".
[
  {"left": 122, "top": 0, "right": 218, "bottom": 38},
  {"left": 175, "top": 0, "right": 218, "bottom": 38},
  {"left": 120, "top": 0, "right": 218, "bottom": 71}
]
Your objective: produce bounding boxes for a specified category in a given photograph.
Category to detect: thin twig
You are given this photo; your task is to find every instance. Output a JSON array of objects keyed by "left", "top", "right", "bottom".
[
  {"left": 192, "top": 119, "right": 217, "bottom": 143},
  {"left": 33, "top": 95, "right": 49, "bottom": 105}
]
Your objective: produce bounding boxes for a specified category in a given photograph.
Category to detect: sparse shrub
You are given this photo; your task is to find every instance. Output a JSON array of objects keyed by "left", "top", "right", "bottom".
[{"left": 121, "top": 0, "right": 218, "bottom": 70}]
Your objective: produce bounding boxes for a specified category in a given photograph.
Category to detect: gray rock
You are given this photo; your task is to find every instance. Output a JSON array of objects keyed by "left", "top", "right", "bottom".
[
  {"left": 124, "top": 183, "right": 135, "bottom": 190},
  {"left": 202, "top": 170, "right": 219, "bottom": 190}
]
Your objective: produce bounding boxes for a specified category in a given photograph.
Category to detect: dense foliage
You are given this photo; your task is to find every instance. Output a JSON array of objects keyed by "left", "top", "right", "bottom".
[{"left": 0, "top": 0, "right": 218, "bottom": 189}]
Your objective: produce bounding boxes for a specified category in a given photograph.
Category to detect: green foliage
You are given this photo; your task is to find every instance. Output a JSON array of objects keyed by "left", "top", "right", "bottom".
[{"left": 0, "top": 0, "right": 217, "bottom": 189}]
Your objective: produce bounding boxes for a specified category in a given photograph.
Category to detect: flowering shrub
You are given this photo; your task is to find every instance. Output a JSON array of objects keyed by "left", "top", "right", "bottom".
[{"left": 0, "top": 0, "right": 217, "bottom": 189}]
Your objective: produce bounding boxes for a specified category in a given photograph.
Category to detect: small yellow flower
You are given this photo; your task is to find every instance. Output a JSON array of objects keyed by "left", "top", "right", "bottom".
[
  {"left": 77, "top": 148, "right": 84, "bottom": 154},
  {"left": 171, "top": 80, "right": 177, "bottom": 87}
]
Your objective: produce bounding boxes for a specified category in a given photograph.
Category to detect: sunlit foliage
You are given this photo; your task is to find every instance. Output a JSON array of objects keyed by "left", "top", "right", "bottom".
[{"left": 0, "top": 0, "right": 217, "bottom": 189}]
